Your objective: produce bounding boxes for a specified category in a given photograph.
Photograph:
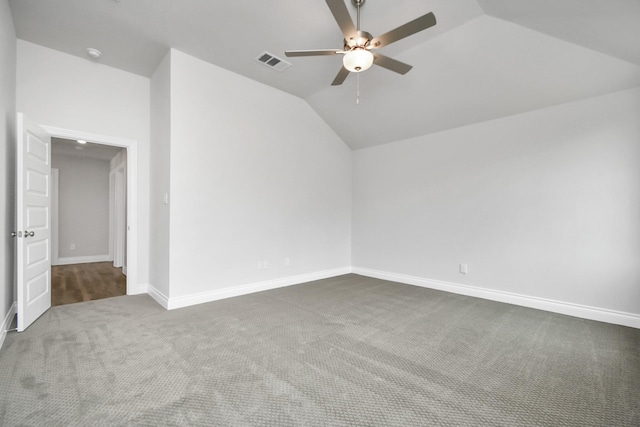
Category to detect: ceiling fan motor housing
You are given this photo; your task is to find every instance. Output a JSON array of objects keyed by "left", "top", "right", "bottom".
[{"left": 344, "top": 30, "right": 373, "bottom": 51}]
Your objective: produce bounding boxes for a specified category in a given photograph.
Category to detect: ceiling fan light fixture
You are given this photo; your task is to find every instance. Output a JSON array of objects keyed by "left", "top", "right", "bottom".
[{"left": 343, "top": 48, "right": 373, "bottom": 72}]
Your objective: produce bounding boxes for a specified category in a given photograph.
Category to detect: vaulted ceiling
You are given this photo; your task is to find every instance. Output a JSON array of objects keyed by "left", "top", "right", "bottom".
[{"left": 9, "top": 0, "right": 640, "bottom": 149}]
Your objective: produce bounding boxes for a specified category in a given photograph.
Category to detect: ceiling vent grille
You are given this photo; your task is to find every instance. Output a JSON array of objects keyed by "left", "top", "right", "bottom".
[{"left": 255, "top": 51, "right": 291, "bottom": 72}]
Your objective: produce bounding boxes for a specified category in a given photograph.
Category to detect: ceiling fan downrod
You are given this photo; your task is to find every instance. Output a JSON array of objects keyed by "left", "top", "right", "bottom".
[{"left": 352, "top": 0, "right": 365, "bottom": 31}]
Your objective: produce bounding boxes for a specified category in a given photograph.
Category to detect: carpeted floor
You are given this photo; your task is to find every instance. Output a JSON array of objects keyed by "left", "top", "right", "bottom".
[{"left": 0, "top": 274, "right": 638, "bottom": 426}]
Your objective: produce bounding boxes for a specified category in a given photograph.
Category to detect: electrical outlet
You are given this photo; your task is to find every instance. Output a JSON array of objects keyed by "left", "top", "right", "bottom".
[
  {"left": 459, "top": 263, "right": 468, "bottom": 274},
  {"left": 70, "top": 243, "right": 76, "bottom": 251},
  {"left": 284, "top": 257, "right": 290, "bottom": 267}
]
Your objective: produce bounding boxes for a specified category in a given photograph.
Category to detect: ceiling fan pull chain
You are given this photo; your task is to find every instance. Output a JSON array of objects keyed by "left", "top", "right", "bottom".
[{"left": 356, "top": 72, "right": 360, "bottom": 105}]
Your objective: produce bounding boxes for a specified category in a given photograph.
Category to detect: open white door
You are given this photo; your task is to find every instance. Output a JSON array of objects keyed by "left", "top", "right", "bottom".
[{"left": 16, "top": 113, "right": 52, "bottom": 332}]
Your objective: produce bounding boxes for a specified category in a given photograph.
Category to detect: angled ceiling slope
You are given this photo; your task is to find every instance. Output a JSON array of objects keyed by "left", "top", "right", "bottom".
[
  {"left": 478, "top": 0, "right": 640, "bottom": 66},
  {"left": 8, "top": 0, "right": 640, "bottom": 149}
]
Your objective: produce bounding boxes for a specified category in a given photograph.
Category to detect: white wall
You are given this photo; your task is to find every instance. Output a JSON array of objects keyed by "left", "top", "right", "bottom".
[
  {"left": 149, "top": 51, "right": 171, "bottom": 297},
  {"left": 16, "top": 40, "right": 150, "bottom": 286},
  {"left": 166, "top": 50, "right": 351, "bottom": 300},
  {"left": 0, "top": 0, "right": 17, "bottom": 334},
  {"left": 52, "top": 154, "right": 110, "bottom": 260},
  {"left": 353, "top": 87, "right": 640, "bottom": 319}
]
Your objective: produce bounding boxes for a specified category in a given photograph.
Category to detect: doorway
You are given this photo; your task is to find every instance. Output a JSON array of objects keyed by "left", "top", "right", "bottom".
[
  {"left": 42, "top": 125, "right": 140, "bottom": 297},
  {"left": 51, "top": 137, "right": 126, "bottom": 305},
  {"left": 15, "top": 117, "right": 141, "bottom": 331}
]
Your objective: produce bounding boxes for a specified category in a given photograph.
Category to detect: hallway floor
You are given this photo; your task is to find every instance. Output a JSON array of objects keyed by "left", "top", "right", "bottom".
[{"left": 52, "top": 262, "right": 126, "bottom": 306}]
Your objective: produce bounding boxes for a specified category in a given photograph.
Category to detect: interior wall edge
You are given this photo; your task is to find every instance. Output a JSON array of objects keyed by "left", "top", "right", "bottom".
[{"left": 352, "top": 267, "right": 640, "bottom": 329}]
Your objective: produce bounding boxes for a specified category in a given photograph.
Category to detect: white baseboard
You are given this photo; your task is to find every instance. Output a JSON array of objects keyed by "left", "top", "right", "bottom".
[
  {"left": 0, "top": 302, "right": 17, "bottom": 351},
  {"left": 147, "top": 284, "right": 169, "bottom": 309},
  {"left": 127, "top": 282, "right": 148, "bottom": 296},
  {"left": 164, "top": 267, "right": 352, "bottom": 310},
  {"left": 122, "top": 266, "right": 128, "bottom": 276},
  {"left": 54, "top": 255, "right": 111, "bottom": 266},
  {"left": 352, "top": 267, "right": 640, "bottom": 329}
]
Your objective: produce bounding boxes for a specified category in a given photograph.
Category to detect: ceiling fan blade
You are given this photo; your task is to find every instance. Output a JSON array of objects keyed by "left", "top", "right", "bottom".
[
  {"left": 326, "top": 0, "right": 357, "bottom": 39},
  {"left": 370, "top": 12, "right": 436, "bottom": 49},
  {"left": 331, "top": 66, "right": 350, "bottom": 86},
  {"left": 285, "top": 49, "right": 341, "bottom": 57},
  {"left": 373, "top": 53, "right": 413, "bottom": 75}
]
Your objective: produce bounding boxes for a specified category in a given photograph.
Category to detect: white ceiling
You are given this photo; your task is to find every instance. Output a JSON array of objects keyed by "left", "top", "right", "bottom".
[
  {"left": 52, "top": 137, "right": 123, "bottom": 162},
  {"left": 9, "top": 0, "right": 640, "bottom": 149}
]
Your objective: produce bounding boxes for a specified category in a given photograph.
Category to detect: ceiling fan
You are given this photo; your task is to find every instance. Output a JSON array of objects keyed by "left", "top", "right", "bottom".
[{"left": 285, "top": 0, "right": 437, "bottom": 86}]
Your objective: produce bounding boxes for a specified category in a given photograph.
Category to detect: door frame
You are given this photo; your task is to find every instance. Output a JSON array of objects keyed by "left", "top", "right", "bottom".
[
  {"left": 41, "top": 126, "right": 139, "bottom": 295},
  {"left": 110, "top": 163, "right": 126, "bottom": 271},
  {"left": 51, "top": 168, "right": 59, "bottom": 265}
]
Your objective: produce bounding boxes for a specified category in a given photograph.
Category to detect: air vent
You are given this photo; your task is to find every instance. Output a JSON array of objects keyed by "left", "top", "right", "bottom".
[{"left": 255, "top": 51, "right": 291, "bottom": 72}]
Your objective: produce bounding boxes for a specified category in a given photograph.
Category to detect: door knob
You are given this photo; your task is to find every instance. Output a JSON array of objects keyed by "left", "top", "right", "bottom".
[
  {"left": 11, "top": 231, "right": 17, "bottom": 237},
  {"left": 24, "top": 231, "right": 35, "bottom": 238}
]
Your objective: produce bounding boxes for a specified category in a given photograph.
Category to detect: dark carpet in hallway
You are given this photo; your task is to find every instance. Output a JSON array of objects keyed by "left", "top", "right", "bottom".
[{"left": 52, "top": 261, "right": 126, "bottom": 306}]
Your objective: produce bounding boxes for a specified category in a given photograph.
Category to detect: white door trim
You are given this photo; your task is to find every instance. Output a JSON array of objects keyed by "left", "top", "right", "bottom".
[
  {"left": 112, "top": 166, "right": 126, "bottom": 268},
  {"left": 51, "top": 168, "right": 59, "bottom": 265},
  {"left": 41, "top": 126, "right": 139, "bottom": 295},
  {"left": 108, "top": 169, "right": 114, "bottom": 262}
]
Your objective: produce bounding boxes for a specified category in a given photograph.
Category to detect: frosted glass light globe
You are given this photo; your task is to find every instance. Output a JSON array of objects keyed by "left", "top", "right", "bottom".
[{"left": 343, "top": 48, "right": 373, "bottom": 72}]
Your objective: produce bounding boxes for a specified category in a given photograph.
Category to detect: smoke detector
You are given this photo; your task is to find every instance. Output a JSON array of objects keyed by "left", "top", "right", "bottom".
[{"left": 86, "top": 48, "right": 102, "bottom": 59}]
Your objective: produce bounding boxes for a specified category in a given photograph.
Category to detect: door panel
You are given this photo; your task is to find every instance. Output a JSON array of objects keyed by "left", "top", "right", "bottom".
[
  {"left": 27, "top": 207, "right": 48, "bottom": 228},
  {"left": 27, "top": 271, "right": 49, "bottom": 302},
  {"left": 26, "top": 170, "right": 48, "bottom": 195},
  {"left": 26, "top": 240, "right": 48, "bottom": 266},
  {"left": 16, "top": 113, "right": 52, "bottom": 332}
]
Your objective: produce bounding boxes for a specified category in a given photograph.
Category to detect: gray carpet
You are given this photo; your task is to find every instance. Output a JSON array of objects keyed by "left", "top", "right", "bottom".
[{"left": 0, "top": 274, "right": 638, "bottom": 426}]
